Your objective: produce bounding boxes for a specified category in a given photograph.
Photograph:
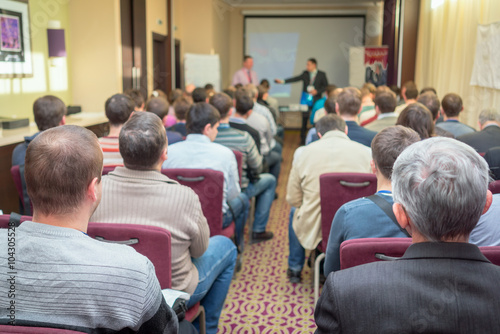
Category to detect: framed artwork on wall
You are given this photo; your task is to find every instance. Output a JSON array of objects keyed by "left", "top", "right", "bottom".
[{"left": 0, "top": 0, "right": 32, "bottom": 77}]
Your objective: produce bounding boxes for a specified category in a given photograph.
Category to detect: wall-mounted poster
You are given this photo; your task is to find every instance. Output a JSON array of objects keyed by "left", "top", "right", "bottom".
[{"left": 0, "top": 0, "right": 32, "bottom": 77}]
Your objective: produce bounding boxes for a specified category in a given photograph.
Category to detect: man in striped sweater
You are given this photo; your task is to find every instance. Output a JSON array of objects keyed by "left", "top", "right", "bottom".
[
  {"left": 92, "top": 112, "right": 237, "bottom": 334},
  {"left": 0, "top": 125, "right": 177, "bottom": 333},
  {"left": 210, "top": 92, "right": 275, "bottom": 243}
]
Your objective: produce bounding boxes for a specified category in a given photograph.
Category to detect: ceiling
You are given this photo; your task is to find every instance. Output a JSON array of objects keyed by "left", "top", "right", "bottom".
[{"left": 223, "top": 0, "right": 382, "bottom": 6}]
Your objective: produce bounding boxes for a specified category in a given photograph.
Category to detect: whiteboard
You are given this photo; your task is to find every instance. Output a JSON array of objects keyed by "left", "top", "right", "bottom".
[{"left": 184, "top": 53, "right": 221, "bottom": 91}]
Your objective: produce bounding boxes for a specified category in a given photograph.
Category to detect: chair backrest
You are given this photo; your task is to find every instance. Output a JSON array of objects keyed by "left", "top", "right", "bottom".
[
  {"left": 319, "top": 173, "right": 377, "bottom": 252},
  {"left": 10, "top": 165, "right": 32, "bottom": 215},
  {"left": 489, "top": 180, "right": 500, "bottom": 195},
  {"left": 0, "top": 214, "right": 32, "bottom": 228},
  {"left": 162, "top": 168, "right": 224, "bottom": 237},
  {"left": 102, "top": 166, "right": 117, "bottom": 175},
  {"left": 86, "top": 222, "right": 172, "bottom": 289},
  {"left": 340, "top": 238, "right": 500, "bottom": 269},
  {"left": 232, "top": 150, "right": 243, "bottom": 186},
  {"left": 0, "top": 325, "right": 86, "bottom": 333}
]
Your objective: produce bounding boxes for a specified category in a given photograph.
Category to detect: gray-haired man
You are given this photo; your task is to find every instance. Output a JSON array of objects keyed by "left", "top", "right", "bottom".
[{"left": 315, "top": 137, "right": 500, "bottom": 333}]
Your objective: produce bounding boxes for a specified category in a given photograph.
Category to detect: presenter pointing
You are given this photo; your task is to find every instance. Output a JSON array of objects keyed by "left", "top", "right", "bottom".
[{"left": 275, "top": 58, "right": 328, "bottom": 144}]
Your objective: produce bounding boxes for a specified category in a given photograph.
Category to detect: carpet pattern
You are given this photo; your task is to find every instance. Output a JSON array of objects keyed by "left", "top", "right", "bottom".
[{"left": 218, "top": 131, "right": 317, "bottom": 333}]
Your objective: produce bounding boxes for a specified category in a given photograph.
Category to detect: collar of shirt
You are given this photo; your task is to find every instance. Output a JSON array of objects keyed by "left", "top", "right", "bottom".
[
  {"left": 229, "top": 117, "right": 246, "bottom": 124},
  {"left": 186, "top": 133, "right": 211, "bottom": 143},
  {"left": 309, "top": 69, "right": 318, "bottom": 79},
  {"left": 483, "top": 123, "right": 500, "bottom": 129},
  {"left": 218, "top": 123, "right": 231, "bottom": 129},
  {"left": 378, "top": 112, "right": 398, "bottom": 120}
]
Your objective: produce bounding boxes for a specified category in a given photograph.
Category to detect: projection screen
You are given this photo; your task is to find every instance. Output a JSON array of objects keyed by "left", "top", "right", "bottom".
[{"left": 245, "top": 16, "right": 365, "bottom": 106}]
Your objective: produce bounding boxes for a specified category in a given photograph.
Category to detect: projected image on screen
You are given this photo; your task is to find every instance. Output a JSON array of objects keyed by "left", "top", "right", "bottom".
[
  {"left": 249, "top": 32, "right": 299, "bottom": 98},
  {"left": 245, "top": 16, "right": 365, "bottom": 106}
]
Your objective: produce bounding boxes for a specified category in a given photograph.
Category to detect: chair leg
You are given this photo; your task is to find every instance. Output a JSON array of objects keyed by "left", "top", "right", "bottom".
[
  {"left": 198, "top": 305, "right": 206, "bottom": 334},
  {"left": 314, "top": 253, "right": 326, "bottom": 306}
]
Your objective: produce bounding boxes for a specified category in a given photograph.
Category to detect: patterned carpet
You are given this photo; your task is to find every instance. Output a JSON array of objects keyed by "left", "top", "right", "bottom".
[{"left": 218, "top": 131, "right": 317, "bottom": 333}]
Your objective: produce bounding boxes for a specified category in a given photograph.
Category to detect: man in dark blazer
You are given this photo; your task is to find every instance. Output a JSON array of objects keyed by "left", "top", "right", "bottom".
[
  {"left": 275, "top": 58, "right": 328, "bottom": 144},
  {"left": 315, "top": 137, "right": 500, "bottom": 334},
  {"left": 458, "top": 108, "right": 500, "bottom": 153}
]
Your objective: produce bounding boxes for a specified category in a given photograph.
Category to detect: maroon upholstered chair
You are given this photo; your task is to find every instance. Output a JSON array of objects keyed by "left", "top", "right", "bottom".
[
  {"left": 232, "top": 150, "right": 243, "bottom": 187},
  {"left": 162, "top": 168, "right": 235, "bottom": 238},
  {"left": 0, "top": 214, "right": 32, "bottom": 228},
  {"left": 86, "top": 222, "right": 205, "bottom": 333},
  {"left": 0, "top": 326, "right": 86, "bottom": 333},
  {"left": 489, "top": 180, "right": 500, "bottom": 194},
  {"left": 102, "top": 166, "right": 117, "bottom": 175},
  {"left": 10, "top": 165, "right": 32, "bottom": 215},
  {"left": 314, "top": 172, "right": 377, "bottom": 304},
  {"left": 340, "top": 238, "right": 500, "bottom": 269}
]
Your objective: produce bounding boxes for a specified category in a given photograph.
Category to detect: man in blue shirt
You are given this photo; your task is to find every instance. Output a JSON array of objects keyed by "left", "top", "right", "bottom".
[
  {"left": 163, "top": 102, "right": 250, "bottom": 251},
  {"left": 323, "top": 125, "right": 420, "bottom": 275}
]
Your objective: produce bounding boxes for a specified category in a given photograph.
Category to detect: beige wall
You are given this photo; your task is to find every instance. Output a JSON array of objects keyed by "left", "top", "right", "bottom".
[
  {"left": 69, "top": 0, "right": 122, "bottom": 113},
  {"left": 0, "top": 0, "right": 72, "bottom": 121},
  {"left": 146, "top": 0, "right": 168, "bottom": 94}
]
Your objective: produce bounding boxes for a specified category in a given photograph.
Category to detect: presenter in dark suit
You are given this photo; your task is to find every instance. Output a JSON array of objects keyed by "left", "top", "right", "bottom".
[
  {"left": 275, "top": 58, "right": 328, "bottom": 144},
  {"left": 315, "top": 137, "right": 500, "bottom": 334}
]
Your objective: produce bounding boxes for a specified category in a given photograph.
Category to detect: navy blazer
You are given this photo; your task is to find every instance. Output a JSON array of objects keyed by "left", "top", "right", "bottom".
[
  {"left": 284, "top": 70, "right": 328, "bottom": 103},
  {"left": 315, "top": 242, "right": 500, "bottom": 333},
  {"left": 458, "top": 125, "right": 500, "bottom": 154}
]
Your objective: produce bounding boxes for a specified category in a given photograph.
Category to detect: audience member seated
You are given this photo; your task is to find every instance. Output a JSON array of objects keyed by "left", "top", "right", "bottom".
[
  {"left": 167, "top": 88, "right": 183, "bottom": 118},
  {"left": 229, "top": 92, "right": 262, "bottom": 154},
  {"left": 205, "top": 83, "right": 215, "bottom": 98},
  {"left": 99, "top": 94, "right": 134, "bottom": 167},
  {"left": 1, "top": 125, "right": 178, "bottom": 333},
  {"left": 365, "top": 91, "right": 399, "bottom": 133},
  {"left": 12, "top": 95, "right": 66, "bottom": 167},
  {"left": 394, "top": 80, "right": 418, "bottom": 114},
  {"left": 323, "top": 126, "right": 420, "bottom": 275},
  {"left": 167, "top": 97, "right": 192, "bottom": 137},
  {"left": 396, "top": 102, "right": 435, "bottom": 139},
  {"left": 315, "top": 137, "right": 500, "bottom": 333},
  {"left": 286, "top": 114, "right": 372, "bottom": 283},
  {"left": 91, "top": 112, "right": 235, "bottom": 334},
  {"left": 11, "top": 95, "right": 66, "bottom": 214},
  {"left": 313, "top": 87, "right": 343, "bottom": 124},
  {"left": 337, "top": 87, "right": 377, "bottom": 147},
  {"left": 245, "top": 83, "right": 281, "bottom": 149},
  {"left": 211, "top": 92, "right": 275, "bottom": 243},
  {"left": 125, "top": 88, "right": 145, "bottom": 111},
  {"left": 358, "top": 83, "right": 376, "bottom": 124},
  {"left": 259, "top": 79, "right": 279, "bottom": 117},
  {"left": 145, "top": 97, "right": 183, "bottom": 144},
  {"left": 257, "top": 84, "right": 283, "bottom": 138},
  {"left": 305, "top": 93, "right": 338, "bottom": 145},
  {"left": 163, "top": 102, "right": 250, "bottom": 251},
  {"left": 311, "top": 84, "right": 338, "bottom": 124},
  {"left": 436, "top": 93, "right": 476, "bottom": 137},
  {"left": 417, "top": 91, "right": 454, "bottom": 137},
  {"left": 192, "top": 87, "right": 208, "bottom": 103},
  {"left": 239, "top": 88, "right": 282, "bottom": 181},
  {"left": 360, "top": 85, "right": 394, "bottom": 126},
  {"left": 458, "top": 108, "right": 500, "bottom": 153}
]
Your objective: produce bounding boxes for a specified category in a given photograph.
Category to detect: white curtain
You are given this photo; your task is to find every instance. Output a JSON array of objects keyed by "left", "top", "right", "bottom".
[{"left": 415, "top": 0, "right": 500, "bottom": 128}]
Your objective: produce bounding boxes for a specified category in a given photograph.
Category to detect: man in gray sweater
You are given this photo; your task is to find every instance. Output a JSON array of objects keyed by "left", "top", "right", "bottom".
[{"left": 0, "top": 125, "right": 177, "bottom": 333}]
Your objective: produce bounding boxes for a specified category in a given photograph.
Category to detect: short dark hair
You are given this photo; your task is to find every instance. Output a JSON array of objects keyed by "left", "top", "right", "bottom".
[
  {"left": 192, "top": 87, "right": 207, "bottom": 103},
  {"left": 417, "top": 92, "right": 440, "bottom": 120},
  {"left": 260, "top": 79, "right": 270, "bottom": 89},
  {"left": 257, "top": 85, "right": 268, "bottom": 100},
  {"left": 124, "top": 89, "right": 145, "bottom": 110},
  {"left": 316, "top": 114, "right": 346, "bottom": 136},
  {"left": 403, "top": 81, "right": 418, "bottom": 99},
  {"left": 33, "top": 95, "right": 66, "bottom": 131},
  {"left": 145, "top": 97, "right": 169, "bottom": 119},
  {"left": 173, "top": 97, "right": 192, "bottom": 121},
  {"left": 25, "top": 125, "right": 102, "bottom": 216},
  {"left": 337, "top": 87, "right": 362, "bottom": 116},
  {"left": 235, "top": 89, "right": 253, "bottom": 116},
  {"left": 371, "top": 125, "right": 420, "bottom": 180},
  {"left": 168, "top": 89, "right": 183, "bottom": 104},
  {"left": 210, "top": 93, "right": 233, "bottom": 119},
  {"left": 308, "top": 58, "right": 317, "bottom": 65},
  {"left": 441, "top": 93, "right": 463, "bottom": 117},
  {"left": 186, "top": 102, "right": 220, "bottom": 135},
  {"left": 374, "top": 91, "right": 397, "bottom": 114},
  {"left": 205, "top": 83, "right": 214, "bottom": 90},
  {"left": 326, "top": 84, "right": 338, "bottom": 97},
  {"left": 223, "top": 88, "right": 235, "bottom": 99},
  {"left": 104, "top": 94, "right": 135, "bottom": 126},
  {"left": 244, "top": 55, "right": 252, "bottom": 61},
  {"left": 119, "top": 112, "right": 166, "bottom": 170},
  {"left": 396, "top": 103, "right": 435, "bottom": 140},
  {"left": 324, "top": 96, "right": 337, "bottom": 114},
  {"left": 420, "top": 87, "right": 437, "bottom": 95}
]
